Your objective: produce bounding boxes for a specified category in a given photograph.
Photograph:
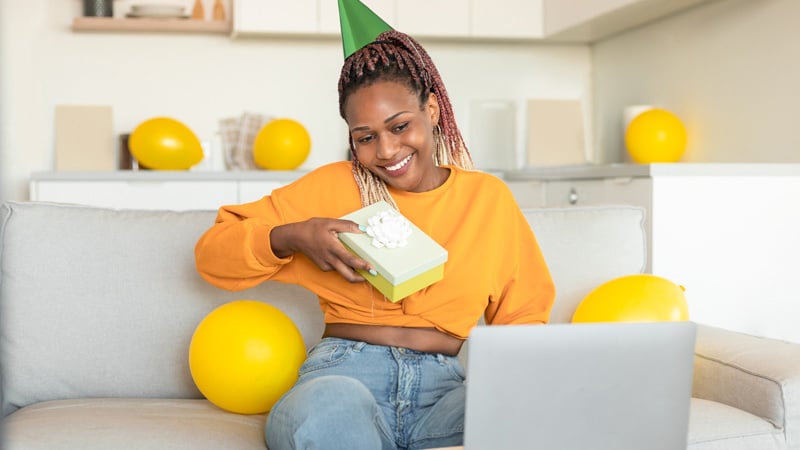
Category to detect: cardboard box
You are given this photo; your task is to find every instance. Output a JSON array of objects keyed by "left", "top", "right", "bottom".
[{"left": 338, "top": 201, "right": 448, "bottom": 302}]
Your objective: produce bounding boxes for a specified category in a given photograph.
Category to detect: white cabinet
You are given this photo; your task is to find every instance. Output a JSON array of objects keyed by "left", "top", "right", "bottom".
[
  {"left": 542, "top": 0, "right": 713, "bottom": 42},
  {"left": 471, "top": 0, "right": 543, "bottom": 39},
  {"left": 506, "top": 179, "right": 546, "bottom": 209},
  {"left": 234, "top": 0, "right": 540, "bottom": 40},
  {"left": 233, "top": 0, "right": 715, "bottom": 42},
  {"left": 543, "top": 177, "right": 652, "bottom": 209},
  {"left": 319, "top": 0, "right": 397, "bottom": 35},
  {"left": 233, "top": 0, "right": 317, "bottom": 35},
  {"left": 235, "top": 0, "right": 397, "bottom": 36},
  {"left": 328, "top": 0, "right": 538, "bottom": 40},
  {"left": 507, "top": 163, "right": 800, "bottom": 345},
  {"left": 30, "top": 180, "right": 239, "bottom": 211},
  {"left": 397, "top": 0, "right": 469, "bottom": 38},
  {"left": 29, "top": 172, "right": 305, "bottom": 211},
  {"left": 507, "top": 176, "right": 652, "bottom": 210}
]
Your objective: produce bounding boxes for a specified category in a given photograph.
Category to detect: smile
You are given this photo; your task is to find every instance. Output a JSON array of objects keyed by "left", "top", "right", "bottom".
[{"left": 385, "top": 154, "right": 413, "bottom": 172}]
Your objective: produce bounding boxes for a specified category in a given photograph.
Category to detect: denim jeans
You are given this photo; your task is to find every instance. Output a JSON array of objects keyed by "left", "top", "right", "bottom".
[{"left": 265, "top": 337, "right": 466, "bottom": 450}]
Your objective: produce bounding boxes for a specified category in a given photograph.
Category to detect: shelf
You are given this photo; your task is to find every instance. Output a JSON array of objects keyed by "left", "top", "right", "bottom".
[{"left": 72, "top": 17, "right": 232, "bottom": 34}]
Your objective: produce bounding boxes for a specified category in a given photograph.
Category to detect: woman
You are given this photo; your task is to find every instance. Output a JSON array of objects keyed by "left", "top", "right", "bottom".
[{"left": 195, "top": 27, "right": 555, "bottom": 450}]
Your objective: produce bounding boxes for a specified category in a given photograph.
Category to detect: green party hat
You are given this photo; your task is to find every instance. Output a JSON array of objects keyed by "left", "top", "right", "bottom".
[{"left": 338, "top": 0, "right": 393, "bottom": 59}]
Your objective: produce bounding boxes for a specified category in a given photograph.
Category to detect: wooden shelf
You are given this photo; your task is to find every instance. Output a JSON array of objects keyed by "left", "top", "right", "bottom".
[{"left": 72, "top": 16, "right": 232, "bottom": 34}]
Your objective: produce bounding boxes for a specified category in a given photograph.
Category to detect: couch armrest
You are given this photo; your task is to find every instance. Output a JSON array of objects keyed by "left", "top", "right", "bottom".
[{"left": 693, "top": 324, "right": 800, "bottom": 447}]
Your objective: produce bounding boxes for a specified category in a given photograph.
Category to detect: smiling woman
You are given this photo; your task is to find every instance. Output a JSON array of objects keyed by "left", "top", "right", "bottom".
[
  {"left": 338, "top": 30, "right": 474, "bottom": 207},
  {"left": 193, "top": 1, "right": 556, "bottom": 449},
  {"left": 344, "top": 79, "right": 446, "bottom": 193}
]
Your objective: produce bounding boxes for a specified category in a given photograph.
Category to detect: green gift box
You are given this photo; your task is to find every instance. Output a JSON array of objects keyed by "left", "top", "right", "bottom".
[{"left": 338, "top": 200, "right": 448, "bottom": 302}]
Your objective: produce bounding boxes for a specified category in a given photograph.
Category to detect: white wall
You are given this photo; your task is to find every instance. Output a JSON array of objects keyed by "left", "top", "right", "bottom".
[
  {"left": 0, "top": 0, "right": 591, "bottom": 202},
  {"left": 593, "top": 0, "right": 800, "bottom": 164}
]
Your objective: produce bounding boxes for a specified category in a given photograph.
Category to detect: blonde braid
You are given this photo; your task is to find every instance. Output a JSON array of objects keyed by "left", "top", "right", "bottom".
[{"left": 351, "top": 159, "right": 397, "bottom": 209}]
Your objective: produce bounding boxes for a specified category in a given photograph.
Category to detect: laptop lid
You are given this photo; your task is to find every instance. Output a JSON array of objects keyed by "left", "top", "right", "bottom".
[{"left": 463, "top": 321, "right": 696, "bottom": 450}]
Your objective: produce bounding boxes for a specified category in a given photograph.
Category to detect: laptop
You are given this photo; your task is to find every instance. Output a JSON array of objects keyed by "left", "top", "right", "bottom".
[{"left": 463, "top": 321, "right": 697, "bottom": 450}]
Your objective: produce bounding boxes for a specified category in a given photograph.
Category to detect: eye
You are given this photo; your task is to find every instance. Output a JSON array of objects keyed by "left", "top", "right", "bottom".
[
  {"left": 393, "top": 122, "right": 409, "bottom": 133},
  {"left": 356, "top": 134, "right": 375, "bottom": 145}
]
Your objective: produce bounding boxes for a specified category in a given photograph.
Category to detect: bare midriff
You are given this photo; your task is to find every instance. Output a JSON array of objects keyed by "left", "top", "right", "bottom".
[{"left": 323, "top": 323, "right": 464, "bottom": 356}]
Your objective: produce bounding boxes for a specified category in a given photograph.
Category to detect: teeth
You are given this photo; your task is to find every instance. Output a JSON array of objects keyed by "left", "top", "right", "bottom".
[{"left": 386, "top": 154, "right": 412, "bottom": 172}]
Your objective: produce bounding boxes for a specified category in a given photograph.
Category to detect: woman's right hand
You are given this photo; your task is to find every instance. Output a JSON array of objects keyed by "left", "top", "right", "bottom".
[{"left": 269, "top": 218, "right": 373, "bottom": 283}]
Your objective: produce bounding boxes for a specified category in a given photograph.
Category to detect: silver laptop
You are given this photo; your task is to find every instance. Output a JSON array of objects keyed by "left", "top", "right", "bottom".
[{"left": 463, "top": 321, "right": 697, "bottom": 450}]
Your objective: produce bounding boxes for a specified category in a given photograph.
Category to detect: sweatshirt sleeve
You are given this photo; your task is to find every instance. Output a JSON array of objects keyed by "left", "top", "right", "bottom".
[
  {"left": 194, "top": 196, "right": 296, "bottom": 292},
  {"left": 484, "top": 206, "right": 556, "bottom": 326}
]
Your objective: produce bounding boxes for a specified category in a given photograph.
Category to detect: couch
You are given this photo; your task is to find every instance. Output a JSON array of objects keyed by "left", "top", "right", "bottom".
[{"left": 1, "top": 200, "right": 799, "bottom": 449}]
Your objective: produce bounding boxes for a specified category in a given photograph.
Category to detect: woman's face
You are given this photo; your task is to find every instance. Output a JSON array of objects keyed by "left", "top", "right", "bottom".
[{"left": 344, "top": 80, "right": 445, "bottom": 193}]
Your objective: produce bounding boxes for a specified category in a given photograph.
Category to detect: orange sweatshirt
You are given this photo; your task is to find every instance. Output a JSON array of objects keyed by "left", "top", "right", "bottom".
[{"left": 195, "top": 161, "right": 555, "bottom": 339}]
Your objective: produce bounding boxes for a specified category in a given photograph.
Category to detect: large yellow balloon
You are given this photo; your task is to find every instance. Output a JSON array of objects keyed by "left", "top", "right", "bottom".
[
  {"left": 253, "top": 118, "right": 311, "bottom": 170},
  {"left": 129, "top": 117, "right": 203, "bottom": 170},
  {"left": 189, "top": 300, "right": 306, "bottom": 415},
  {"left": 572, "top": 274, "right": 689, "bottom": 323},
  {"left": 625, "top": 109, "right": 687, "bottom": 163}
]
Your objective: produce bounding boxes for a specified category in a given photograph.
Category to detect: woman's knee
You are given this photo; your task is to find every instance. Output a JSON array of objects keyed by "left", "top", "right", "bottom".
[
  {"left": 273, "top": 375, "right": 376, "bottom": 418},
  {"left": 266, "top": 375, "right": 383, "bottom": 449}
]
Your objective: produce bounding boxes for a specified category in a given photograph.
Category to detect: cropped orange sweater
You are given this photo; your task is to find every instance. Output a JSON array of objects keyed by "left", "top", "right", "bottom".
[{"left": 195, "top": 161, "right": 555, "bottom": 339}]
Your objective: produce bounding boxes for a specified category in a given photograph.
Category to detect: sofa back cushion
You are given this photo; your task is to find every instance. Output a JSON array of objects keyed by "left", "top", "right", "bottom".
[
  {"left": 522, "top": 206, "right": 647, "bottom": 323},
  {"left": 0, "top": 202, "right": 647, "bottom": 415},
  {"left": 0, "top": 202, "right": 322, "bottom": 415}
]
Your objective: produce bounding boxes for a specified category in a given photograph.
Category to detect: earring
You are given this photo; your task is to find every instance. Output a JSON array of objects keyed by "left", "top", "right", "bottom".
[{"left": 433, "top": 124, "right": 446, "bottom": 166}]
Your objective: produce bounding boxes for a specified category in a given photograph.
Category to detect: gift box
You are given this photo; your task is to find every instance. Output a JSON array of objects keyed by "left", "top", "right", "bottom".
[{"left": 338, "top": 200, "right": 448, "bottom": 302}]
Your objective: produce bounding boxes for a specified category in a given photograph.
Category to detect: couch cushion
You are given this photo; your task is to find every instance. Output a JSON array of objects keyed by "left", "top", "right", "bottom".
[
  {"left": 688, "top": 398, "right": 785, "bottom": 449},
  {"left": 0, "top": 202, "right": 323, "bottom": 416},
  {"left": 521, "top": 206, "right": 647, "bottom": 323},
  {"left": 3, "top": 398, "right": 267, "bottom": 450}
]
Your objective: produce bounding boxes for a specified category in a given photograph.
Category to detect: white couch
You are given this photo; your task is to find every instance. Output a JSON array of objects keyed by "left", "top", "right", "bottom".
[{"left": 1, "top": 200, "right": 799, "bottom": 449}]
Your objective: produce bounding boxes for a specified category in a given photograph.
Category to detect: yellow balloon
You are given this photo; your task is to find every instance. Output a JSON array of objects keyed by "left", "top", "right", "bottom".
[
  {"left": 253, "top": 118, "right": 311, "bottom": 170},
  {"left": 189, "top": 300, "right": 306, "bottom": 415},
  {"left": 572, "top": 274, "right": 689, "bottom": 323},
  {"left": 625, "top": 109, "right": 687, "bottom": 163},
  {"left": 129, "top": 117, "right": 203, "bottom": 170}
]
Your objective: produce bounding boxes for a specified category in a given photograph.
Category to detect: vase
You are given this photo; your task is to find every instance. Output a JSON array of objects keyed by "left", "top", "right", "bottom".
[{"left": 83, "top": 0, "right": 113, "bottom": 17}]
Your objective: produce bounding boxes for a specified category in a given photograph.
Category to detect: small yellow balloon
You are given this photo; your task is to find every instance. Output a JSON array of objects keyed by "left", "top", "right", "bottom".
[
  {"left": 572, "top": 274, "right": 689, "bottom": 323},
  {"left": 129, "top": 117, "right": 203, "bottom": 170},
  {"left": 252, "top": 118, "right": 311, "bottom": 170},
  {"left": 625, "top": 109, "right": 687, "bottom": 163},
  {"left": 189, "top": 300, "right": 306, "bottom": 415}
]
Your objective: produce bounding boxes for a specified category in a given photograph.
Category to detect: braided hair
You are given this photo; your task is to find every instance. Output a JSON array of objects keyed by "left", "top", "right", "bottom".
[{"left": 338, "top": 30, "right": 473, "bottom": 209}]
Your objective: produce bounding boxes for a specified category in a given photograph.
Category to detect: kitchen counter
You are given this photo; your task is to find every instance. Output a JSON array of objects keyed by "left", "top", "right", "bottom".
[
  {"left": 32, "top": 163, "right": 800, "bottom": 184},
  {"left": 501, "top": 162, "right": 800, "bottom": 344},
  {"left": 28, "top": 170, "right": 309, "bottom": 211},
  {"left": 29, "top": 169, "right": 308, "bottom": 182},
  {"left": 505, "top": 163, "right": 800, "bottom": 180}
]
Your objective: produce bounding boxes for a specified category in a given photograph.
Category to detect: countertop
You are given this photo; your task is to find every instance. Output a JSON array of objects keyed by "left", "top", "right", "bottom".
[
  {"left": 30, "top": 170, "right": 309, "bottom": 182},
  {"left": 504, "top": 163, "right": 800, "bottom": 181},
  {"left": 30, "top": 163, "right": 800, "bottom": 183}
]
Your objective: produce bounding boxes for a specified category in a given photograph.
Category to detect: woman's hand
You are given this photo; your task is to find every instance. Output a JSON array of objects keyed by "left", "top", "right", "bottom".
[{"left": 270, "top": 218, "right": 373, "bottom": 283}]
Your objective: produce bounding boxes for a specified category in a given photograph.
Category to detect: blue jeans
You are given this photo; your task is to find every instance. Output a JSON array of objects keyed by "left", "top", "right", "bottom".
[{"left": 265, "top": 338, "right": 466, "bottom": 450}]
